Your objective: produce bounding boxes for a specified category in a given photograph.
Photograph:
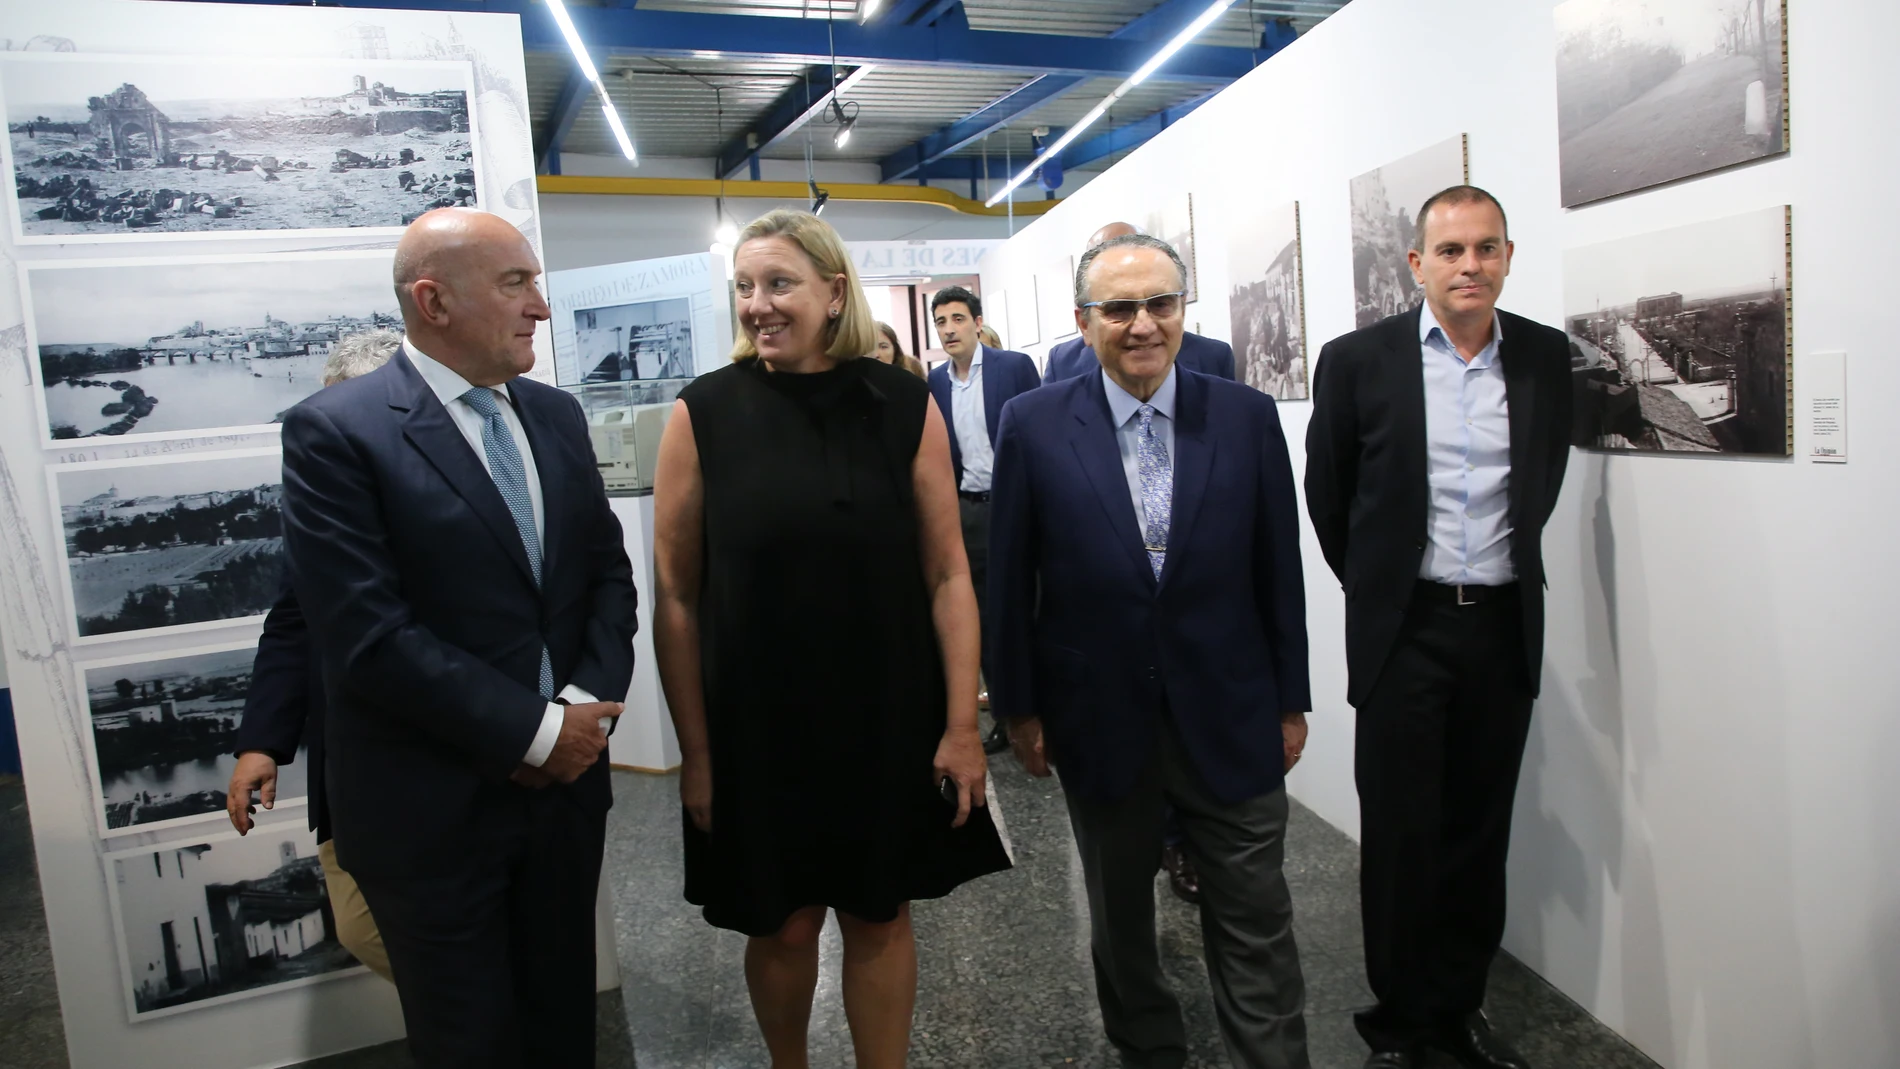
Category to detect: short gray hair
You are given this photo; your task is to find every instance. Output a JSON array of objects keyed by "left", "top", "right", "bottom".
[
  {"left": 323, "top": 328, "right": 402, "bottom": 386},
  {"left": 1074, "top": 234, "right": 1188, "bottom": 308}
]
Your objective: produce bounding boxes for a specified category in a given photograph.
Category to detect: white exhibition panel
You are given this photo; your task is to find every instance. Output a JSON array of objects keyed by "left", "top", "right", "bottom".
[
  {"left": 607, "top": 495, "right": 681, "bottom": 773},
  {"left": 978, "top": 3, "right": 1899, "bottom": 1069}
]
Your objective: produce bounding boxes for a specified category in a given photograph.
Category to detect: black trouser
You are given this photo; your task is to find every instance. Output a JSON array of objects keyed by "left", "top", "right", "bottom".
[
  {"left": 1353, "top": 583, "right": 1535, "bottom": 1052},
  {"left": 959, "top": 493, "right": 990, "bottom": 681},
  {"left": 354, "top": 785, "right": 607, "bottom": 1068}
]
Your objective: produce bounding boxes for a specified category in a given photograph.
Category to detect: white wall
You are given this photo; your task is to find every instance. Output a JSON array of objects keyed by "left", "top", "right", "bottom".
[{"left": 978, "top": 3, "right": 1900, "bottom": 1068}]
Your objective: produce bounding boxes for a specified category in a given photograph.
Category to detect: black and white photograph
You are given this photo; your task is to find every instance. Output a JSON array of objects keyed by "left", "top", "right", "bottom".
[
  {"left": 1, "top": 52, "right": 480, "bottom": 243},
  {"left": 26, "top": 251, "right": 398, "bottom": 444},
  {"left": 573, "top": 296, "right": 694, "bottom": 383},
  {"left": 1225, "top": 199, "right": 1308, "bottom": 401},
  {"left": 81, "top": 643, "right": 307, "bottom": 836},
  {"left": 1556, "top": 0, "right": 1787, "bottom": 207},
  {"left": 1349, "top": 134, "right": 1468, "bottom": 331},
  {"left": 52, "top": 449, "right": 284, "bottom": 642},
  {"left": 1566, "top": 205, "right": 1790, "bottom": 455},
  {"left": 1144, "top": 192, "right": 1198, "bottom": 303},
  {"left": 107, "top": 824, "right": 361, "bottom": 1021}
]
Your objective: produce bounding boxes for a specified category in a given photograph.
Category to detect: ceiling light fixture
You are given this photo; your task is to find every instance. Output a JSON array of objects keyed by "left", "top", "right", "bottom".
[
  {"left": 546, "top": 0, "right": 639, "bottom": 162},
  {"left": 860, "top": 0, "right": 883, "bottom": 22},
  {"left": 809, "top": 178, "right": 831, "bottom": 216},
  {"left": 824, "top": 97, "right": 860, "bottom": 150},
  {"left": 984, "top": 0, "right": 1238, "bottom": 206}
]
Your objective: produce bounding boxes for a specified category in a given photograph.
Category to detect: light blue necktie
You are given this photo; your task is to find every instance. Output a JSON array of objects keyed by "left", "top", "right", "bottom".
[
  {"left": 460, "top": 387, "right": 555, "bottom": 700},
  {"left": 1137, "top": 404, "right": 1172, "bottom": 579}
]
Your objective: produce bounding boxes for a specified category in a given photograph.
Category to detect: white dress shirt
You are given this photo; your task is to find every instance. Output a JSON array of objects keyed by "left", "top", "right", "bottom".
[
  {"left": 404, "top": 340, "right": 598, "bottom": 767},
  {"left": 1415, "top": 304, "right": 1514, "bottom": 586},
  {"left": 1101, "top": 365, "right": 1178, "bottom": 537},
  {"left": 949, "top": 345, "right": 994, "bottom": 494}
]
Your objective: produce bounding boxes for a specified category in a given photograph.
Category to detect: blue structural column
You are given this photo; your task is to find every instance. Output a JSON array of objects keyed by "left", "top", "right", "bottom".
[{"left": 537, "top": 68, "right": 594, "bottom": 175}]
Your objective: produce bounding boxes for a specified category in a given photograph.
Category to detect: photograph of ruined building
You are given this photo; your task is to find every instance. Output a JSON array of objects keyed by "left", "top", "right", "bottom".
[
  {"left": 52, "top": 450, "right": 285, "bottom": 640},
  {"left": 26, "top": 251, "right": 398, "bottom": 442},
  {"left": 1566, "top": 205, "right": 1790, "bottom": 455},
  {"left": 1557, "top": 0, "right": 1786, "bottom": 207},
  {"left": 1349, "top": 135, "right": 1467, "bottom": 331},
  {"left": 108, "top": 826, "right": 358, "bottom": 1020},
  {"left": 81, "top": 644, "right": 307, "bottom": 836},
  {"left": 1, "top": 53, "right": 479, "bottom": 240},
  {"left": 1226, "top": 199, "right": 1307, "bottom": 401}
]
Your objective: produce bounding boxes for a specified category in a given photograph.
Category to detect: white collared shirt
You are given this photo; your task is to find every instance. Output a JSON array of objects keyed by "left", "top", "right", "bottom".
[
  {"left": 949, "top": 344, "right": 993, "bottom": 493},
  {"left": 403, "top": 339, "right": 597, "bottom": 766},
  {"left": 1416, "top": 304, "right": 1514, "bottom": 586},
  {"left": 1101, "top": 365, "right": 1178, "bottom": 536}
]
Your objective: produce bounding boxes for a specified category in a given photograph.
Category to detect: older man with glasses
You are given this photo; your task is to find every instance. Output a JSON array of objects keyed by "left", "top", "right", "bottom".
[{"left": 988, "top": 233, "right": 1314, "bottom": 1069}]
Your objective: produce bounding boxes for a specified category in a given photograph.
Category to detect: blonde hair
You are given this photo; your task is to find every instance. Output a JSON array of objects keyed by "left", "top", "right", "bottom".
[
  {"left": 978, "top": 324, "right": 1002, "bottom": 349},
  {"left": 728, "top": 209, "right": 878, "bottom": 363}
]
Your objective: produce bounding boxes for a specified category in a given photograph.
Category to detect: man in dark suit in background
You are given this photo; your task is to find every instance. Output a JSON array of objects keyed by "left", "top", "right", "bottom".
[
  {"left": 990, "top": 235, "right": 1312, "bottom": 1069},
  {"left": 280, "top": 209, "right": 638, "bottom": 1068},
  {"left": 1304, "top": 187, "right": 1573, "bottom": 1069},
  {"left": 925, "top": 284, "right": 1040, "bottom": 755},
  {"left": 1044, "top": 222, "right": 1237, "bottom": 384}
]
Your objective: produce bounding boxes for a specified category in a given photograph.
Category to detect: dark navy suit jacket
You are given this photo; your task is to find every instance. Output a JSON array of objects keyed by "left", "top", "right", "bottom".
[
  {"left": 232, "top": 577, "right": 329, "bottom": 839},
  {"left": 1044, "top": 331, "right": 1236, "bottom": 384},
  {"left": 279, "top": 348, "right": 639, "bottom": 880},
  {"left": 926, "top": 346, "right": 1041, "bottom": 486},
  {"left": 987, "top": 368, "right": 1310, "bottom": 805}
]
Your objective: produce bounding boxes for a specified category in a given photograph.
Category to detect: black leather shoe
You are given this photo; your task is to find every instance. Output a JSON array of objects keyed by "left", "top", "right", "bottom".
[
  {"left": 982, "top": 723, "right": 1011, "bottom": 755},
  {"left": 1160, "top": 844, "right": 1202, "bottom": 904},
  {"left": 1362, "top": 1051, "right": 1416, "bottom": 1069},
  {"left": 1430, "top": 1012, "right": 1530, "bottom": 1069}
]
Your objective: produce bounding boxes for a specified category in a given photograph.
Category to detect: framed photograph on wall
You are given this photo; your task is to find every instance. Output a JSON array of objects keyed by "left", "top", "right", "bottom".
[
  {"left": 105, "top": 822, "right": 364, "bottom": 1021},
  {"left": 22, "top": 250, "right": 398, "bottom": 445},
  {"left": 1565, "top": 205, "right": 1791, "bottom": 455},
  {"left": 49, "top": 448, "right": 284, "bottom": 644},
  {"left": 1555, "top": 0, "right": 1787, "bottom": 207},
  {"left": 76, "top": 640, "right": 308, "bottom": 838},
  {"left": 0, "top": 52, "right": 481, "bottom": 244},
  {"left": 1144, "top": 192, "right": 1198, "bottom": 303},
  {"left": 1226, "top": 200, "right": 1308, "bottom": 401},
  {"left": 1349, "top": 134, "right": 1468, "bottom": 330}
]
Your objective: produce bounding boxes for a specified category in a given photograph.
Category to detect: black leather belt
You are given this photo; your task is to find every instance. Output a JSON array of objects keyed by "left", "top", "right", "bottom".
[
  {"left": 958, "top": 490, "right": 991, "bottom": 502},
  {"left": 1414, "top": 579, "right": 1517, "bottom": 606}
]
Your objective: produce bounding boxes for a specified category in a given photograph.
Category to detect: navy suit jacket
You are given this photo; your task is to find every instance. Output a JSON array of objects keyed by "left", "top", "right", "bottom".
[
  {"left": 232, "top": 576, "right": 329, "bottom": 840},
  {"left": 988, "top": 369, "right": 1310, "bottom": 805},
  {"left": 279, "top": 349, "right": 639, "bottom": 880},
  {"left": 1044, "top": 331, "right": 1236, "bottom": 384},
  {"left": 926, "top": 347, "right": 1041, "bottom": 486}
]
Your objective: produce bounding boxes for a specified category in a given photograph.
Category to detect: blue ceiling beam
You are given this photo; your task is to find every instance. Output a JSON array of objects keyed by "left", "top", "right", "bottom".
[
  {"left": 1058, "top": 89, "right": 1220, "bottom": 170},
  {"left": 877, "top": 0, "right": 1227, "bottom": 183},
  {"left": 535, "top": 69, "right": 593, "bottom": 176},
  {"left": 712, "top": 65, "right": 865, "bottom": 181}
]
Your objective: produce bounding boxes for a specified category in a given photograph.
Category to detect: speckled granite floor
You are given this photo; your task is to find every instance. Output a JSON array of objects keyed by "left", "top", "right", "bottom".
[{"left": 0, "top": 766, "right": 1660, "bottom": 1069}]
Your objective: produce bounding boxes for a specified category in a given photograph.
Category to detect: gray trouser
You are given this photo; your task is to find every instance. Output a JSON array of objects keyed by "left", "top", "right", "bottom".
[{"left": 1062, "top": 717, "right": 1309, "bottom": 1069}]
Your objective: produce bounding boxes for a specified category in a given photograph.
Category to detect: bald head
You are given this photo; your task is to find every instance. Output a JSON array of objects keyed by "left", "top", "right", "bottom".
[
  {"left": 393, "top": 208, "right": 550, "bottom": 386},
  {"left": 1087, "top": 221, "right": 1140, "bottom": 249}
]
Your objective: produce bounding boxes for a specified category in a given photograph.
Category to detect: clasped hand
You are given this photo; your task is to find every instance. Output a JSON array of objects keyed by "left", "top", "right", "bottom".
[{"left": 511, "top": 700, "right": 622, "bottom": 788}]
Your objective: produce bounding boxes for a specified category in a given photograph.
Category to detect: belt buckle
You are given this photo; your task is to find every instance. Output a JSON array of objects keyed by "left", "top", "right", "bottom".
[{"left": 1455, "top": 583, "right": 1476, "bottom": 607}]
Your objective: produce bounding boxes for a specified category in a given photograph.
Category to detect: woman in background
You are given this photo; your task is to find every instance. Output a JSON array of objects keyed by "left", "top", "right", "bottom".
[
  {"left": 873, "top": 320, "right": 927, "bottom": 379},
  {"left": 976, "top": 324, "right": 1003, "bottom": 352}
]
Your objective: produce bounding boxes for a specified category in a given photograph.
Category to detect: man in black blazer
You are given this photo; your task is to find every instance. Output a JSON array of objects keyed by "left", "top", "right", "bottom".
[
  {"left": 1044, "top": 223, "right": 1236, "bottom": 384},
  {"left": 1305, "top": 187, "right": 1572, "bottom": 1069},
  {"left": 280, "top": 209, "right": 638, "bottom": 1067}
]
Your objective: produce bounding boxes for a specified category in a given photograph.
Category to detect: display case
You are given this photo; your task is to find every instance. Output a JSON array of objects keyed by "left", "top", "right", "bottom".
[{"left": 571, "top": 378, "right": 690, "bottom": 495}]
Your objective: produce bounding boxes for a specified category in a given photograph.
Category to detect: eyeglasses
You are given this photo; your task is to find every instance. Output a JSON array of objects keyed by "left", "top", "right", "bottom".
[{"left": 1079, "top": 292, "right": 1185, "bottom": 324}]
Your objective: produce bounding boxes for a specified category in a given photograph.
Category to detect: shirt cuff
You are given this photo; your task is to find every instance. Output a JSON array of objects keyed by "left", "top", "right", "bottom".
[
  {"left": 522, "top": 704, "right": 565, "bottom": 767},
  {"left": 558, "top": 684, "right": 598, "bottom": 705}
]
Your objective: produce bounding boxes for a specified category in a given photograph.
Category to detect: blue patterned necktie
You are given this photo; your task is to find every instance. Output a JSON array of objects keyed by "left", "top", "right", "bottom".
[
  {"left": 460, "top": 387, "right": 555, "bottom": 700},
  {"left": 1137, "top": 404, "right": 1172, "bottom": 579}
]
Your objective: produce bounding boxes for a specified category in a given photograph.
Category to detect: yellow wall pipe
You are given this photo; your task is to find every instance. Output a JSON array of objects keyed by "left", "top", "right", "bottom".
[{"left": 536, "top": 174, "right": 1059, "bottom": 219}]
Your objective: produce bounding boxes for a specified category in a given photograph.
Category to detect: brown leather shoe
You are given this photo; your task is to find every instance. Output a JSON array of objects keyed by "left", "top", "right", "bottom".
[{"left": 1160, "top": 844, "right": 1202, "bottom": 905}]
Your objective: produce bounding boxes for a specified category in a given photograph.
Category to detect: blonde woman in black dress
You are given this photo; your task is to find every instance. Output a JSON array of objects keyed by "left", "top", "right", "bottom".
[{"left": 652, "top": 209, "right": 1009, "bottom": 1068}]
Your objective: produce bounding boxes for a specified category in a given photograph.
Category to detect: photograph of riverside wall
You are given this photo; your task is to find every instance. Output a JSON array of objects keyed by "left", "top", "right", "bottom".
[
  {"left": 1226, "top": 199, "right": 1307, "bottom": 401},
  {"left": 1, "top": 53, "right": 479, "bottom": 242},
  {"left": 26, "top": 251, "right": 398, "bottom": 443},
  {"left": 1556, "top": 0, "right": 1787, "bottom": 207},
  {"left": 1350, "top": 135, "right": 1467, "bottom": 330},
  {"left": 52, "top": 449, "right": 284, "bottom": 641},
  {"left": 108, "top": 824, "right": 359, "bottom": 1020},
  {"left": 81, "top": 643, "right": 306, "bottom": 836},
  {"left": 1566, "top": 206, "right": 1789, "bottom": 455}
]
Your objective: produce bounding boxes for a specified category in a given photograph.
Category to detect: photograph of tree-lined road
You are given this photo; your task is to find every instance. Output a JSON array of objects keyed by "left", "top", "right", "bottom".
[{"left": 1556, "top": 0, "right": 1786, "bottom": 206}]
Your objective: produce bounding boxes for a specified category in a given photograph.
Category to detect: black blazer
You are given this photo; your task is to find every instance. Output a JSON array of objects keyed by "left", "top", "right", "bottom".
[
  {"left": 1044, "top": 331, "right": 1236, "bottom": 384},
  {"left": 232, "top": 577, "right": 329, "bottom": 840},
  {"left": 1304, "top": 307, "right": 1573, "bottom": 707},
  {"left": 279, "top": 348, "right": 639, "bottom": 880}
]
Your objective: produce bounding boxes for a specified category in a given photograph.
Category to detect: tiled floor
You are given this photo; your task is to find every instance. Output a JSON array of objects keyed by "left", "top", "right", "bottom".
[{"left": 0, "top": 764, "right": 1660, "bottom": 1069}]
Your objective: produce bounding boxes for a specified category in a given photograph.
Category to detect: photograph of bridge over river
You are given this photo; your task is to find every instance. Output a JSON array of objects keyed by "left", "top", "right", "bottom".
[
  {"left": 1566, "top": 205, "right": 1789, "bottom": 455},
  {"left": 80, "top": 642, "right": 307, "bottom": 837},
  {"left": 51, "top": 448, "right": 284, "bottom": 641},
  {"left": 25, "top": 250, "right": 397, "bottom": 444}
]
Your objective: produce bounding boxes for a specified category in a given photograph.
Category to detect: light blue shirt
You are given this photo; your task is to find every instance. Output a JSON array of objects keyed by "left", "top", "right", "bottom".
[
  {"left": 950, "top": 344, "right": 993, "bottom": 493},
  {"left": 1102, "top": 365, "right": 1177, "bottom": 536},
  {"left": 1417, "top": 303, "right": 1514, "bottom": 586}
]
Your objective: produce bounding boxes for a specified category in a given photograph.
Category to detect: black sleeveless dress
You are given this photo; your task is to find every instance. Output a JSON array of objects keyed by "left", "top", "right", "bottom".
[{"left": 678, "top": 356, "right": 1011, "bottom": 936}]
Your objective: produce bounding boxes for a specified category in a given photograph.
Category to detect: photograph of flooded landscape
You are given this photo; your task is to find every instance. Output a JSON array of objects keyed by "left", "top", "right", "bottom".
[
  {"left": 26, "top": 251, "right": 397, "bottom": 442},
  {"left": 52, "top": 449, "right": 284, "bottom": 640},
  {"left": 81, "top": 643, "right": 306, "bottom": 835},
  {"left": 1566, "top": 205, "right": 1790, "bottom": 455},
  {"left": 1, "top": 53, "right": 479, "bottom": 241}
]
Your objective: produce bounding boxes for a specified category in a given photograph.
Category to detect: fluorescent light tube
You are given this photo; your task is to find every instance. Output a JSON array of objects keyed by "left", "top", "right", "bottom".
[
  {"left": 601, "top": 100, "right": 637, "bottom": 161},
  {"left": 545, "top": 0, "right": 602, "bottom": 85}
]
